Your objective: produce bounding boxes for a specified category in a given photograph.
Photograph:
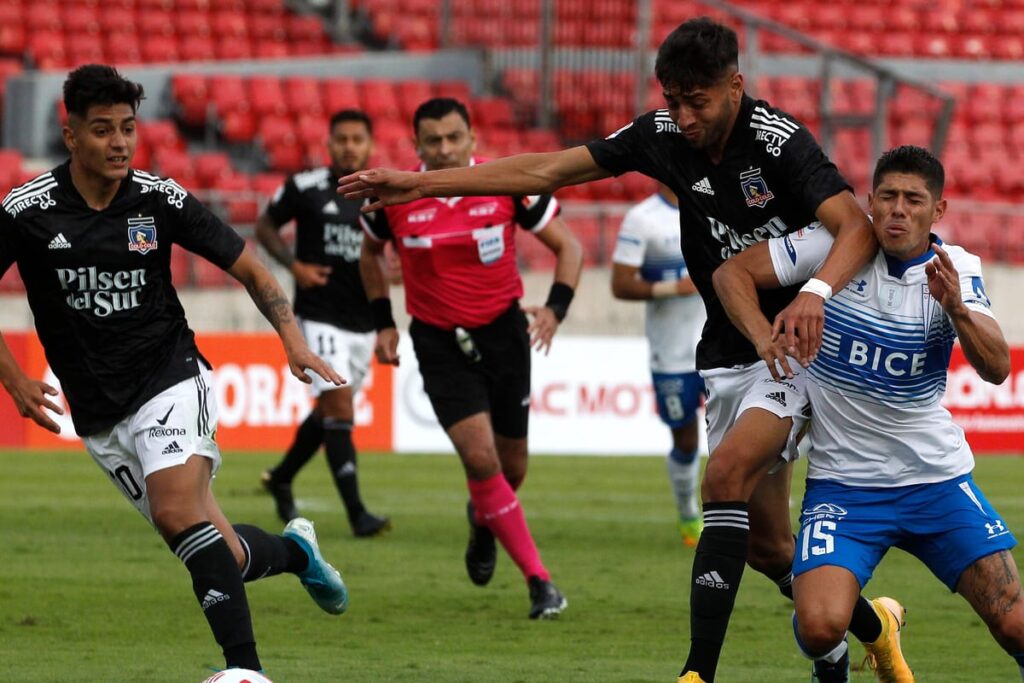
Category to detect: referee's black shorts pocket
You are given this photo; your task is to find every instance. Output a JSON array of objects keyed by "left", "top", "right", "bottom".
[{"left": 409, "top": 318, "right": 490, "bottom": 430}]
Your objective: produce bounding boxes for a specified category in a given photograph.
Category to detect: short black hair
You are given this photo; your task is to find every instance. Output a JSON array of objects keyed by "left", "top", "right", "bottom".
[
  {"left": 655, "top": 17, "right": 739, "bottom": 93},
  {"left": 872, "top": 145, "right": 945, "bottom": 197},
  {"left": 330, "top": 109, "right": 372, "bottom": 135},
  {"left": 63, "top": 64, "right": 145, "bottom": 119},
  {"left": 413, "top": 98, "right": 471, "bottom": 132}
]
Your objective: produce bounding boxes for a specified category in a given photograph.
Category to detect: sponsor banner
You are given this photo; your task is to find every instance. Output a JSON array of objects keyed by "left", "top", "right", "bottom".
[
  {"left": 13, "top": 333, "right": 392, "bottom": 452},
  {"left": 942, "top": 346, "right": 1024, "bottom": 453},
  {"left": 2, "top": 332, "right": 1022, "bottom": 454},
  {"left": 394, "top": 336, "right": 703, "bottom": 455}
]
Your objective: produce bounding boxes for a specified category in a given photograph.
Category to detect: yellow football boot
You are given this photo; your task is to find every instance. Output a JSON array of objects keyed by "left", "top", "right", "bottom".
[{"left": 863, "top": 597, "right": 914, "bottom": 683}]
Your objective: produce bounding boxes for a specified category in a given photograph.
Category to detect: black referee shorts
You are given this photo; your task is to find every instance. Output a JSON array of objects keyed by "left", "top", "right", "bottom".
[{"left": 409, "top": 304, "right": 531, "bottom": 438}]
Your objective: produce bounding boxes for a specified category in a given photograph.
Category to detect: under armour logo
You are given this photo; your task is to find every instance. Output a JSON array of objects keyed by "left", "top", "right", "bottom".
[{"left": 986, "top": 520, "right": 1007, "bottom": 536}]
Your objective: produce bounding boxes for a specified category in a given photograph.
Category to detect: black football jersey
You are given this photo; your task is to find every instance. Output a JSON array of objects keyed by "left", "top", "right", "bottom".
[
  {"left": 0, "top": 161, "right": 245, "bottom": 435},
  {"left": 587, "top": 94, "right": 851, "bottom": 370},
  {"left": 266, "top": 167, "right": 372, "bottom": 332}
]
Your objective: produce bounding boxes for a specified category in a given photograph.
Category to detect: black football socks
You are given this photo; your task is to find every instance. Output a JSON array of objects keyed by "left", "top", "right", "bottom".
[
  {"left": 170, "top": 522, "right": 259, "bottom": 670},
  {"left": 233, "top": 524, "right": 308, "bottom": 581},
  {"left": 323, "top": 418, "right": 366, "bottom": 524},
  {"left": 682, "top": 502, "right": 750, "bottom": 683},
  {"left": 271, "top": 412, "right": 324, "bottom": 483}
]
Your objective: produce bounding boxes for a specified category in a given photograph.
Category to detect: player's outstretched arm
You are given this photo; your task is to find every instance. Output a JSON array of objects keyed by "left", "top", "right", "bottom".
[
  {"left": 339, "top": 147, "right": 611, "bottom": 212},
  {"left": 227, "top": 247, "right": 345, "bottom": 386},
  {"left": 774, "top": 191, "right": 876, "bottom": 366},
  {"left": 0, "top": 332, "right": 63, "bottom": 433},
  {"left": 360, "top": 237, "right": 400, "bottom": 366},
  {"left": 713, "top": 243, "right": 795, "bottom": 381},
  {"left": 927, "top": 244, "right": 1010, "bottom": 384},
  {"left": 523, "top": 217, "right": 582, "bottom": 354},
  {"left": 254, "top": 211, "right": 330, "bottom": 289}
]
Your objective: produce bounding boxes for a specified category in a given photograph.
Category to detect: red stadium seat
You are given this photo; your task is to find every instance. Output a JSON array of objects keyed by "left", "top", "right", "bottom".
[
  {"left": 193, "top": 151, "right": 233, "bottom": 188},
  {"left": 62, "top": 6, "right": 101, "bottom": 35},
  {"left": 249, "top": 14, "right": 287, "bottom": 41},
  {"left": 295, "top": 115, "right": 328, "bottom": 145},
  {"left": 176, "top": 10, "right": 211, "bottom": 37},
  {"left": 26, "top": 5, "right": 62, "bottom": 33},
  {"left": 323, "top": 78, "right": 361, "bottom": 113},
  {"left": 252, "top": 42, "right": 290, "bottom": 61},
  {"left": 215, "top": 36, "right": 253, "bottom": 61},
  {"left": 137, "top": 10, "right": 175, "bottom": 38},
  {"left": 266, "top": 143, "right": 305, "bottom": 174},
  {"left": 473, "top": 97, "right": 516, "bottom": 127},
  {"left": 219, "top": 110, "right": 258, "bottom": 143},
  {"left": 141, "top": 35, "right": 179, "bottom": 63},
  {"left": 66, "top": 34, "right": 105, "bottom": 66},
  {"left": 360, "top": 80, "right": 400, "bottom": 120},
  {"left": 258, "top": 115, "right": 296, "bottom": 148},
  {"left": 434, "top": 80, "right": 472, "bottom": 103},
  {"left": 210, "top": 11, "right": 249, "bottom": 38},
  {"left": 248, "top": 75, "right": 287, "bottom": 117},
  {"left": 397, "top": 80, "right": 434, "bottom": 120},
  {"left": 171, "top": 74, "right": 209, "bottom": 126},
  {"left": 0, "top": 23, "right": 27, "bottom": 56},
  {"left": 28, "top": 32, "right": 67, "bottom": 70},
  {"left": 284, "top": 77, "right": 324, "bottom": 116},
  {"left": 208, "top": 75, "right": 247, "bottom": 116},
  {"left": 286, "top": 15, "right": 326, "bottom": 42},
  {"left": 179, "top": 35, "right": 216, "bottom": 62}
]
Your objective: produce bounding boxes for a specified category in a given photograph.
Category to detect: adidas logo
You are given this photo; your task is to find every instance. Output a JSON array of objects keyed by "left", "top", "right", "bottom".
[
  {"left": 201, "top": 589, "right": 230, "bottom": 610},
  {"left": 161, "top": 440, "right": 183, "bottom": 455},
  {"left": 323, "top": 200, "right": 340, "bottom": 215},
  {"left": 695, "top": 571, "right": 729, "bottom": 590},
  {"left": 48, "top": 233, "right": 72, "bottom": 249},
  {"left": 691, "top": 177, "right": 715, "bottom": 195},
  {"left": 766, "top": 391, "right": 787, "bottom": 407}
]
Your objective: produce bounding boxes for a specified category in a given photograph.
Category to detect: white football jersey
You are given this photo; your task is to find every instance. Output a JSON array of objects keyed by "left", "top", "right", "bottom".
[
  {"left": 768, "top": 225, "right": 995, "bottom": 487},
  {"left": 612, "top": 193, "right": 706, "bottom": 373}
]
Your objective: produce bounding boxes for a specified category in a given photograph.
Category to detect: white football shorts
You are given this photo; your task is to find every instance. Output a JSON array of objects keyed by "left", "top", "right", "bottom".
[
  {"left": 82, "top": 365, "right": 221, "bottom": 524},
  {"left": 299, "top": 317, "right": 374, "bottom": 397},
  {"left": 701, "top": 361, "right": 811, "bottom": 463}
]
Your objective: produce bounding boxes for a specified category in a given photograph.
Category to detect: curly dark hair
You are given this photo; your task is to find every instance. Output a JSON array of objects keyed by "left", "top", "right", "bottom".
[{"left": 63, "top": 64, "right": 145, "bottom": 119}]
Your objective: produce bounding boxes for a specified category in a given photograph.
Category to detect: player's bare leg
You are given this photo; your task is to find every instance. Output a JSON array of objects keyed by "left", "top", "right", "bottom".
[
  {"left": 792, "top": 566, "right": 861, "bottom": 677},
  {"left": 319, "top": 386, "right": 390, "bottom": 537},
  {"left": 448, "top": 413, "right": 565, "bottom": 618},
  {"left": 958, "top": 551, "right": 1024, "bottom": 679}
]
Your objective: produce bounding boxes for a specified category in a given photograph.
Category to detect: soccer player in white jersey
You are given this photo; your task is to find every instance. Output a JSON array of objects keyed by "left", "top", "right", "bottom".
[
  {"left": 0, "top": 65, "right": 349, "bottom": 675},
  {"left": 713, "top": 145, "right": 1024, "bottom": 681},
  {"left": 611, "top": 182, "right": 707, "bottom": 547}
]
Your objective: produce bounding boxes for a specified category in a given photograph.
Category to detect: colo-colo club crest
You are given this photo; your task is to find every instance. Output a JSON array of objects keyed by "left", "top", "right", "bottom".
[
  {"left": 740, "top": 168, "right": 775, "bottom": 209},
  {"left": 128, "top": 216, "right": 158, "bottom": 254}
]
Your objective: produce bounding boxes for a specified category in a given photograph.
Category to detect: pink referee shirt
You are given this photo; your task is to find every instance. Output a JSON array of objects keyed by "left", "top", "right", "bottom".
[{"left": 360, "top": 161, "right": 559, "bottom": 329}]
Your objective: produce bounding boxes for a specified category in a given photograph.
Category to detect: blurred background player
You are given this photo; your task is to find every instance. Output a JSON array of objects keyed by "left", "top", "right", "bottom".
[
  {"left": 256, "top": 109, "right": 391, "bottom": 538},
  {"left": 0, "top": 65, "right": 348, "bottom": 674},
  {"left": 359, "top": 97, "right": 582, "bottom": 619},
  {"left": 611, "top": 181, "right": 706, "bottom": 547}
]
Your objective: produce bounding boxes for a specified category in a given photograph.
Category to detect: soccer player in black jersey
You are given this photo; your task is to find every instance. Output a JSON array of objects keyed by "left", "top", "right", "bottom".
[
  {"left": 256, "top": 109, "right": 391, "bottom": 538},
  {"left": 340, "top": 19, "right": 908, "bottom": 683},
  {"left": 0, "top": 65, "right": 349, "bottom": 675}
]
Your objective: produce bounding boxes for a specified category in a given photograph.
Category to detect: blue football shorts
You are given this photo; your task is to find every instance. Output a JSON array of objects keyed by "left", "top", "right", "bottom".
[
  {"left": 651, "top": 371, "right": 706, "bottom": 429},
  {"left": 794, "top": 473, "right": 1017, "bottom": 591}
]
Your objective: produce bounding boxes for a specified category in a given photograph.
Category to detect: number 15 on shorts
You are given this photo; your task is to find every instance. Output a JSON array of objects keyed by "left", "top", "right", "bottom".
[{"left": 800, "top": 519, "right": 836, "bottom": 561}]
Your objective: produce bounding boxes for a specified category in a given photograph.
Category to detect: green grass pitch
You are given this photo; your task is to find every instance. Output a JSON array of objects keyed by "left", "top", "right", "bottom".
[{"left": 1, "top": 449, "right": 1021, "bottom": 682}]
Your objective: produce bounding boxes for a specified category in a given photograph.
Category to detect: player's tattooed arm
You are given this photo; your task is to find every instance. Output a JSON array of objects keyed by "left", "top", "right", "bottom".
[{"left": 228, "top": 247, "right": 345, "bottom": 387}]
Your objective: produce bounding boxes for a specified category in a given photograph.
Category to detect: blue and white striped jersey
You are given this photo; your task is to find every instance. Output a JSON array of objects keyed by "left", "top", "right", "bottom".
[
  {"left": 768, "top": 225, "right": 994, "bottom": 486},
  {"left": 612, "top": 193, "right": 706, "bottom": 373}
]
